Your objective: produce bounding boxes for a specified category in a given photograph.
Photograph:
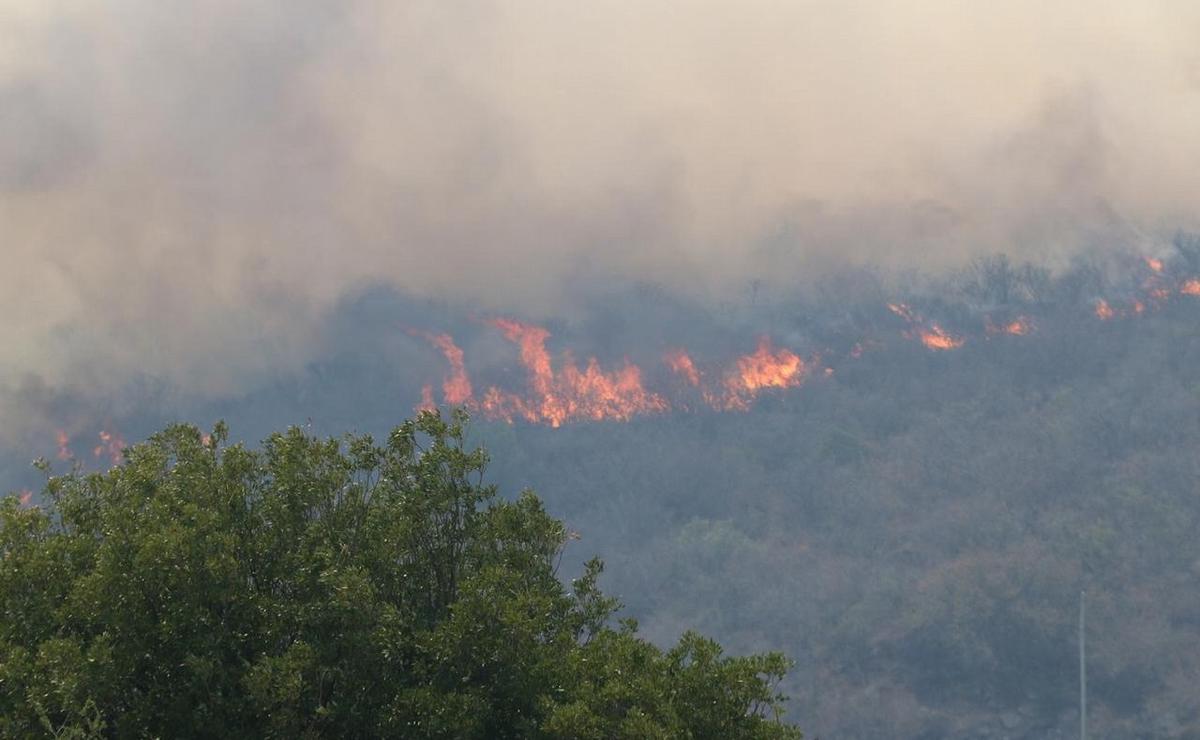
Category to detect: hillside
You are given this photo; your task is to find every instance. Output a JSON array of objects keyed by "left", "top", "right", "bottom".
[
  {"left": 12, "top": 245, "right": 1200, "bottom": 737},
  {"left": 466, "top": 246, "right": 1200, "bottom": 737}
]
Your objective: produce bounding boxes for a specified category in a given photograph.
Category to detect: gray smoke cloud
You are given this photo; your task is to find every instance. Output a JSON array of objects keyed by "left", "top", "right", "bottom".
[{"left": 3, "top": 0, "right": 1200, "bottom": 447}]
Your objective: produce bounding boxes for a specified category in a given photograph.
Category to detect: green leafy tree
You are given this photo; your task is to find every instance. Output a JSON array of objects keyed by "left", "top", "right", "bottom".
[{"left": 0, "top": 410, "right": 800, "bottom": 739}]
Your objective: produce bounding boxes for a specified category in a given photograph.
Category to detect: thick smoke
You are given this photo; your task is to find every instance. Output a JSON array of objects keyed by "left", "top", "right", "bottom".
[{"left": 2, "top": 0, "right": 1200, "bottom": 447}]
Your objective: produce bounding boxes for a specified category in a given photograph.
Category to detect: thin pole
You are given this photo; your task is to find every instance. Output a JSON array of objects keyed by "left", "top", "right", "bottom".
[{"left": 1079, "top": 590, "right": 1087, "bottom": 740}]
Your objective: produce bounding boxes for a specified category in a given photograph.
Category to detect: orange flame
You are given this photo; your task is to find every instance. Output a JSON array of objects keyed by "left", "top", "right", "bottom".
[
  {"left": 1145, "top": 257, "right": 1164, "bottom": 273},
  {"left": 887, "top": 303, "right": 916, "bottom": 322},
  {"left": 55, "top": 430, "right": 72, "bottom": 460},
  {"left": 489, "top": 318, "right": 554, "bottom": 400},
  {"left": 986, "top": 316, "right": 1033, "bottom": 336},
  {"left": 417, "top": 384, "right": 436, "bottom": 412},
  {"left": 664, "top": 349, "right": 702, "bottom": 387},
  {"left": 93, "top": 429, "right": 125, "bottom": 466},
  {"left": 410, "top": 272, "right": 1200, "bottom": 426},
  {"left": 412, "top": 331, "right": 473, "bottom": 405},
  {"left": 718, "top": 337, "right": 808, "bottom": 410},
  {"left": 1006, "top": 318, "right": 1031, "bottom": 335},
  {"left": 729, "top": 337, "right": 806, "bottom": 393},
  {"left": 918, "top": 324, "right": 965, "bottom": 350},
  {"left": 480, "top": 318, "right": 668, "bottom": 426},
  {"left": 52, "top": 428, "right": 125, "bottom": 467},
  {"left": 890, "top": 303, "right": 964, "bottom": 350}
]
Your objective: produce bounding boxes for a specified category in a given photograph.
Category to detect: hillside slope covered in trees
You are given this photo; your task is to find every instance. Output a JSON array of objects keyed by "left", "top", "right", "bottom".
[
  {"left": 469, "top": 243, "right": 1200, "bottom": 738},
  {"left": 11, "top": 242, "right": 1200, "bottom": 738}
]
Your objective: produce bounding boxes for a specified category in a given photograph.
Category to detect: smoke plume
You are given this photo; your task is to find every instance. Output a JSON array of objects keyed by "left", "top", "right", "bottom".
[{"left": 3, "top": 0, "right": 1200, "bottom": 447}]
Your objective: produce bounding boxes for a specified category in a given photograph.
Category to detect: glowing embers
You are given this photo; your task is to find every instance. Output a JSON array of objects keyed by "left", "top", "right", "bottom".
[
  {"left": 1133, "top": 255, "right": 1200, "bottom": 303},
  {"left": 919, "top": 326, "right": 965, "bottom": 350},
  {"left": 985, "top": 316, "right": 1033, "bottom": 336},
  {"left": 887, "top": 303, "right": 965, "bottom": 350}
]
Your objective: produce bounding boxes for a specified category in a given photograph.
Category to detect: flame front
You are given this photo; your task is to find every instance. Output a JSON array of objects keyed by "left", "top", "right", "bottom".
[
  {"left": 405, "top": 255, "right": 1200, "bottom": 427},
  {"left": 412, "top": 331, "right": 473, "bottom": 405},
  {"left": 664, "top": 349, "right": 702, "bottom": 387},
  {"left": 889, "top": 303, "right": 964, "bottom": 350},
  {"left": 664, "top": 343, "right": 815, "bottom": 411},
  {"left": 488, "top": 318, "right": 555, "bottom": 401},
  {"left": 413, "top": 320, "right": 820, "bottom": 423},
  {"left": 479, "top": 318, "right": 668, "bottom": 427},
  {"left": 729, "top": 337, "right": 806, "bottom": 393},
  {"left": 918, "top": 325, "right": 965, "bottom": 350}
]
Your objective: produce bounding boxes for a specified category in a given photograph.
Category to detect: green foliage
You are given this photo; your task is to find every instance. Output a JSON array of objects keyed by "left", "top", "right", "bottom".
[{"left": 0, "top": 410, "right": 800, "bottom": 738}]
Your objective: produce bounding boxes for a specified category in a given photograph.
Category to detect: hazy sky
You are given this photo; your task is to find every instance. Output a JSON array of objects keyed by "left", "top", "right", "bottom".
[{"left": 2, "top": 0, "right": 1199, "bottom": 445}]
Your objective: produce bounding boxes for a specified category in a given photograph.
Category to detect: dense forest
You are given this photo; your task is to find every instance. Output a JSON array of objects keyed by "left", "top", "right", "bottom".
[{"left": 10, "top": 237, "right": 1200, "bottom": 737}]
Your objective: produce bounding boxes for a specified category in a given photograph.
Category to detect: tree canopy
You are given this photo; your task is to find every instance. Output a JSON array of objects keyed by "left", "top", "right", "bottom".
[{"left": 0, "top": 410, "right": 800, "bottom": 738}]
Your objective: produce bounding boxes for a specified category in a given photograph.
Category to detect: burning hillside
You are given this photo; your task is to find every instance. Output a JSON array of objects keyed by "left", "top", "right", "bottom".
[
  {"left": 28, "top": 247, "right": 1200, "bottom": 470},
  {"left": 17, "top": 244, "right": 1200, "bottom": 740},
  {"left": 407, "top": 252, "right": 1200, "bottom": 426}
]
